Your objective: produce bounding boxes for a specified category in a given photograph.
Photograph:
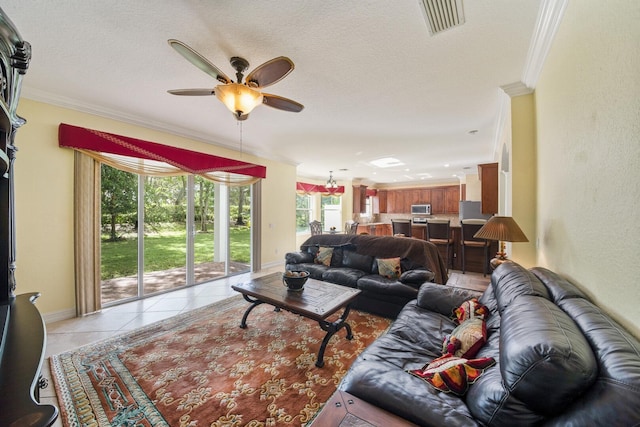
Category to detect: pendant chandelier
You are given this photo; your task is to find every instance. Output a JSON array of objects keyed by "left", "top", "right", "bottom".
[{"left": 326, "top": 171, "right": 338, "bottom": 188}]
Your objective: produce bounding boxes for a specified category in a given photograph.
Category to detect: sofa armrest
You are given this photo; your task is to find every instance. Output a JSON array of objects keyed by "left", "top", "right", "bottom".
[
  {"left": 416, "top": 283, "right": 483, "bottom": 316},
  {"left": 399, "top": 269, "right": 435, "bottom": 287},
  {"left": 285, "top": 251, "right": 314, "bottom": 264}
]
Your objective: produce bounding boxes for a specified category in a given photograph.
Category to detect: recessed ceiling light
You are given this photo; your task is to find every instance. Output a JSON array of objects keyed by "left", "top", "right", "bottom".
[
  {"left": 444, "top": 163, "right": 450, "bottom": 168},
  {"left": 370, "top": 157, "right": 404, "bottom": 168}
]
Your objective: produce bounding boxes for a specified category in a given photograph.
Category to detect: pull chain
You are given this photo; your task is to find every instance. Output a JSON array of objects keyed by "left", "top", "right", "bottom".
[{"left": 238, "top": 120, "right": 243, "bottom": 157}]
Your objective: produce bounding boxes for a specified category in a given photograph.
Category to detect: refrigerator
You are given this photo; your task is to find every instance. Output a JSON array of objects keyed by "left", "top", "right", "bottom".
[{"left": 459, "top": 201, "right": 493, "bottom": 221}]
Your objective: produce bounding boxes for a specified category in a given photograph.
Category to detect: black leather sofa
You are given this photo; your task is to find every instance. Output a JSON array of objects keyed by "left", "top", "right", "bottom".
[
  {"left": 339, "top": 261, "right": 640, "bottom": 426},
  {"left": 285, "top": 234, "right": 447, "bottom": 318}
]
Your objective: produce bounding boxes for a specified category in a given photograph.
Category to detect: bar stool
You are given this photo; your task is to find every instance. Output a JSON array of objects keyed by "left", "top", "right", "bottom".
[
  {"left": 426, "top": 219, "right": 454, "bottom": 270},
  {"left": 460, "top": 219, "right": 490, "bottom": 277},
  {"left": 391, "top": 219, "right": 412, "bottom": 237}
]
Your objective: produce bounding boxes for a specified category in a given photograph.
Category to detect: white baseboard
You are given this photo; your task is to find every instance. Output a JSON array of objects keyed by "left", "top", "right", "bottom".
[
  {"left": 43, "top": 308, "right": 76, "bottom": 324},
  {"left": 261, "top": 260, "right": 284, "bottom": 270}
]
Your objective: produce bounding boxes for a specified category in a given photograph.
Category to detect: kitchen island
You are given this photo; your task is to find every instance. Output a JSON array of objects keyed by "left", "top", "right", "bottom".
[{"left": 356, "top": 221, "right": 495, "bottom": 274}]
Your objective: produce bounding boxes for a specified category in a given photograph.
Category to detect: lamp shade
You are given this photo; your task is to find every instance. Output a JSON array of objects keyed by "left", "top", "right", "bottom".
[
  {"left": 215, "top": 83, "right": 263, "bottom": 116},
  {"left": 473, "top": 216, "right": 528, "bottom": 242}
]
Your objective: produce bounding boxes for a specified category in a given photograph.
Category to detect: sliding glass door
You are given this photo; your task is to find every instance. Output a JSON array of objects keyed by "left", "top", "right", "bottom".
[
  {"left": 142, "top": 175, "right": 188, "bottom": 296},
  {"left": 228, "top": 185, "right": 251, "bottom": 276},
  {"left": 100, "top": 165, "right": 252, "bottom": 306}
]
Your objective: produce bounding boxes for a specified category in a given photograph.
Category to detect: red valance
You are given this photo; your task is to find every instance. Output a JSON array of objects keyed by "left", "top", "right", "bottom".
[
  {"left": 58, "top": 124, "right": 266, "bottom": 179},
  {"left": 296, "top": 182, "right": 345, "bottom": 195}
]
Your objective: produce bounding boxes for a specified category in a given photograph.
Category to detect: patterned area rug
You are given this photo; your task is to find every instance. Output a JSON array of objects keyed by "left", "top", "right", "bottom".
[{"left": 50, "top": 295, "right": 391, "bottom": 426}]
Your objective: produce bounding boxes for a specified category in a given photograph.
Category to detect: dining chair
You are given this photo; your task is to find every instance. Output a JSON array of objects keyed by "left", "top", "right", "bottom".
[
  {"left": 309, "top": 220, "right": 323, "bottom": 236},
  {"left": 345, "top": 221, "right": 359, "bottom": 235}
]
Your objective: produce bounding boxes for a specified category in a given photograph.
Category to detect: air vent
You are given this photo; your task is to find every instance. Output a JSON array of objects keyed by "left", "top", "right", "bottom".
[{"left": 419, "top": 0, "right": 465, "bottom": 35}]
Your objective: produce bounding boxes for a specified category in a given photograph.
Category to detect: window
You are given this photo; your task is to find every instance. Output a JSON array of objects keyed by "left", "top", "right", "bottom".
[
  {"left": 360, "top": 196, "right": 372, "bottom": 218},
  {"left": 321, "top": 195, "right": 342, "bottom": 231},
  {"left": 296, "top": 194, "right": 312, "bottom": 233}
]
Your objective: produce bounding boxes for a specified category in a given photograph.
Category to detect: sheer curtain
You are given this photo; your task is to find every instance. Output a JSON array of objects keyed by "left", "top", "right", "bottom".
[{"left": 66, "top": 125, "right": 265, "bottom": 315}]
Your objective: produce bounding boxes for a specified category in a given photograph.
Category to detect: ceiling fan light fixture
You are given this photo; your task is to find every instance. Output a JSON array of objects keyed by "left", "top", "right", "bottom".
[{"left": 215, "top": 83, "right": 263, "bottom": 118}]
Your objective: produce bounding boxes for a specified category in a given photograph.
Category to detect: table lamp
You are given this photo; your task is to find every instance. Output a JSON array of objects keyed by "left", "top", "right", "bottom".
[{"left": 473, "top": 216, "right": 528, "bottom": 269}]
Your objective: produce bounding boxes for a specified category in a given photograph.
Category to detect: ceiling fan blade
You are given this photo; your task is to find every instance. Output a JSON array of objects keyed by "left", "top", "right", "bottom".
[
  {"left": 262, "top": 93, "right": 304, "bottom": 112},
  {"left": 168, "top": 88, "right": 215, "bottom": 96},
  {"left": 168, "top": 39, "right": 232, "bottom": 84},
  {"left": 246, "top": 57, "right": 294, "bottom": 88}
]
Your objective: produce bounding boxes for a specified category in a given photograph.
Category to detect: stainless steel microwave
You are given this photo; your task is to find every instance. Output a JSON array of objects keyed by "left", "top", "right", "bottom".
[{"left": 411, "top": 204, "right": 431, "bottom": 215}]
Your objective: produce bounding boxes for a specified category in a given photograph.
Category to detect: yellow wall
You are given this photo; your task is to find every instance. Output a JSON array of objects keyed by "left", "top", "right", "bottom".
[
  {"left": 510, "top": 94, "right": 537, "bottom": 268},
  {"left": 463, "top": 174, "right": 481, "bottom": 201},
  {"left": 13, "top": 99, "right": 297, "bottom": 317},
  {"left": 534, "top": 1, "right": 640, "bottom": 336}
]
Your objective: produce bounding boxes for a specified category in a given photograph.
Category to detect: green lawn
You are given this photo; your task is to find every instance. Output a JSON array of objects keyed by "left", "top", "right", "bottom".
[{"left": 101, "top": 226, "right": 250, "bottom": 280}]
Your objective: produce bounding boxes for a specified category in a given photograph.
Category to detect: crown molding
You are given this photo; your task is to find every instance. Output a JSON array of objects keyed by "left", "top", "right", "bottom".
[
  {"left": 521, "top": 0, "right": 568, "bottom": 88},
  {"left": 492, "top": 89, "right": 511, "bottom": 160},
  {"left": 19, "top": 86, "right": 298, "bottom": 168},
  {"left": 500, "top": 81, "right": 534, "bottom": 97},
  {"left": 493, "top": 0, "right": 567, "bottom": 160}
]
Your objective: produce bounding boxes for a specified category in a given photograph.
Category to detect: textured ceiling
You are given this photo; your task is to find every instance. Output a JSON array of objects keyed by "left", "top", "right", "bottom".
[{"left": 3, "top": 1, "right": 544, "bottom": 185}]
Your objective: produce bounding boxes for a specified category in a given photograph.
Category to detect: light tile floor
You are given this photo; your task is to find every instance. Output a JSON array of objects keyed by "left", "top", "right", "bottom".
[{"left": 40, "top": 267, "right": 489, "bottom": 426}]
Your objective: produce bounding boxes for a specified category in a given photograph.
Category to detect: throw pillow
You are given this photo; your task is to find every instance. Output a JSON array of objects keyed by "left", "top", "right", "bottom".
[
  {"left": 453, "top": 298, "right": 490, "bottom": 324},
  {"left": 442, "top": 318, "right": 487, "bottom": 359},
  {"left": 315, "top": 246, "right": 333, "bottom": 266},
  {"left": 408, "top": 354, "right": 496, "bottom": 396},
  {"left": 377, "top": 257, "right": 401, "bottom": 280}
]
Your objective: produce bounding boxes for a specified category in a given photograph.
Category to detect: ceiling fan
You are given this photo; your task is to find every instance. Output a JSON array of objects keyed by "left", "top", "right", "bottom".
[{"left": 167, "top": 39, "right": 304, "bottom": 121}]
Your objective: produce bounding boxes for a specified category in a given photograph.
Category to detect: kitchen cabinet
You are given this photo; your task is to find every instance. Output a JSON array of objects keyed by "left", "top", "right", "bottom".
[
  {"left": 419, "top": 189, "right": 431, "bottom": 204},
  {"left": 445, "top": 186, "right": 460, "bottom": 214},
  {"left": 408, "top": 189, "right": 422, "bottom": 206},
  {"left": 356, "top": 223, "right": 391, "bottom": 236},
  {"left": 377, "top": 190, "right": 387, "bottom": 213},
  {"left": 430, "top": 188, "right": 445, "bottom": 214},
  {"left": 411, "top": 226, "right": 426, "bottom": 240},
  {"left": 387, "top": 189, "right": 406, "bottom": 213},
  {"left": 352, "top": 185, "right": 367, "bottom": 214},
  {"left": 376, "top": 224, "right": 392, "bottom": 236},
  {"left": 377, "top": 185, "right": 458, "bottom": 214},
  {"left": 478, "top": 163, "right": 498, "bottom": 214}
]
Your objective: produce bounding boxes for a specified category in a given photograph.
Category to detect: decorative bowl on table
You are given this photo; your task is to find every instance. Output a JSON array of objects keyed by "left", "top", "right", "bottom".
[{"left": 283, "top": 270, "right": 309, "bottom": 291}]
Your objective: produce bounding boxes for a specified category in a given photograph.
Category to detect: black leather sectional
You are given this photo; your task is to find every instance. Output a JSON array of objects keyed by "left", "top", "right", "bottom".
[{"left": 339, "top": 261, "right": 640, "bottom": 426}]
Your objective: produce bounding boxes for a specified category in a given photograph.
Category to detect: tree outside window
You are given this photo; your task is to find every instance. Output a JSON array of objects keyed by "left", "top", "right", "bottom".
[{"left": 296, "top": 194, "right": 312, "bottom": 232}]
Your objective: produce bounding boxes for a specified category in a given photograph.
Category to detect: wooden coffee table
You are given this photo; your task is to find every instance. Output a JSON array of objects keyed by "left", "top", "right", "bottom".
[
  {"left": 310, "top": 391, "right": 418, "bottom": 426},
  {"left": 231, "top": 272, "right": 361, "bottom": 367}
]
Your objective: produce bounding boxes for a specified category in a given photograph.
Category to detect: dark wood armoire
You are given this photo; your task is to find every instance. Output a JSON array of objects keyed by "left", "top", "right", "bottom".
[{"left": 0, "top": 7, "right": 59, "bottom": 426}]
